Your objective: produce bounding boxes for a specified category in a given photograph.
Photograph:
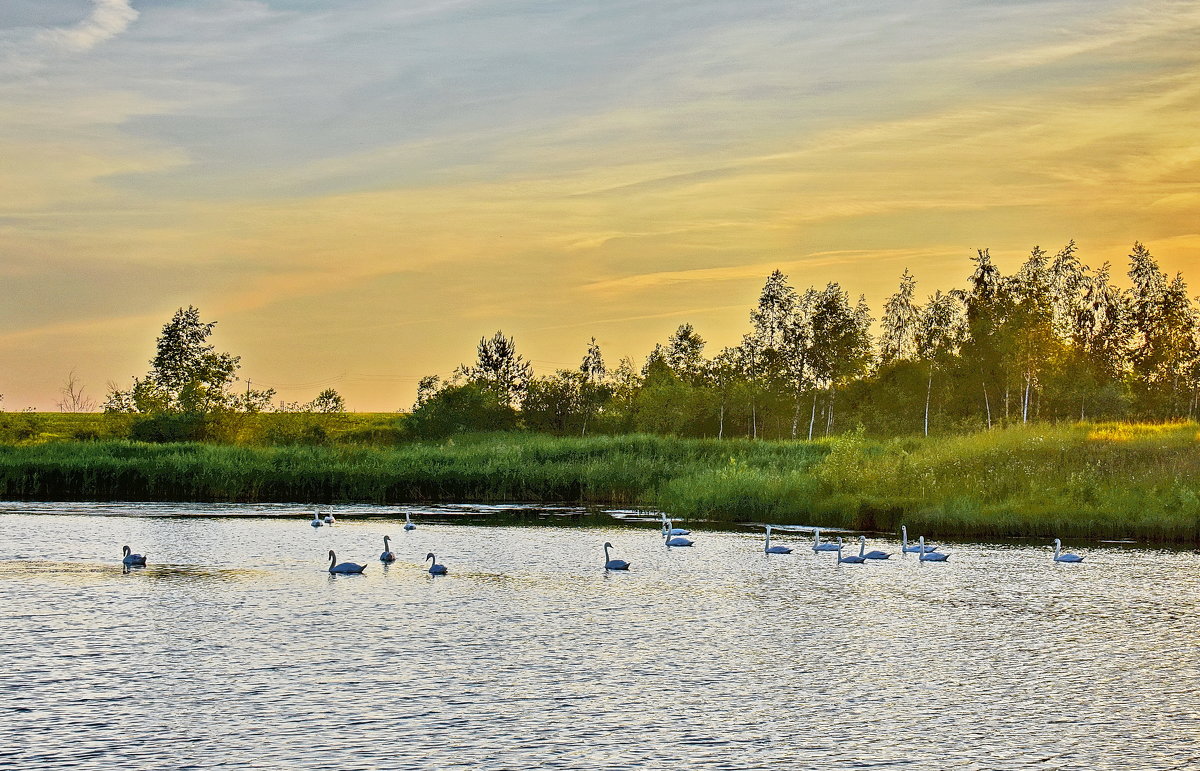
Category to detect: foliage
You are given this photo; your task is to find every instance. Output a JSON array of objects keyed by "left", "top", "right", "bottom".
[
  {"left": 104, "top": 306, "right": 275, "bottom": 417},
  {"left": 2, "top": 425, "right": 1198, "bottom": 542}
]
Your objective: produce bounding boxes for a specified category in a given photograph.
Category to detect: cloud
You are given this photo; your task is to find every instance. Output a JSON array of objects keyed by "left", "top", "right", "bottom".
[{"left": 36, "top": 0, "right": 138, "bottom": 53}]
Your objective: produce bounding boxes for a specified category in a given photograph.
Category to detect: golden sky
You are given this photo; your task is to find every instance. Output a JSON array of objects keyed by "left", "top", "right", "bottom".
[{"left": 2, "top": 0, "right": 1198, "bottom": 411}]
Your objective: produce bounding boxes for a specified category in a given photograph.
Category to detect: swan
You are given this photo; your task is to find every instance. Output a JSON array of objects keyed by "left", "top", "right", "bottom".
[
  {"left": 664, "top": 528, "right": 694, "bottom": 547},
  {"left": 603, "top": 542, "right": 630, "bottom": 570},
  {"left": 327, "top": 550, "right": 366, "bottom": 574},
  {"left": 764, "top": 525, "right": 793, "bottom": 554},
  {"left": 918, "top": 536, "right": 949, "bottom": 562},
  {"left": 811, "top": 527, "right": 840, "bottom": 552},
  {"left": 310, "top": 514, "right": 322, "bottom": 528},
  {"left": 857, "top": 535, "right": 891, "bottom": 560},
  {"left": 1053, "top": 538, "right": 1083, "bottom": 563},
  {"left": 380, "top": 536, "right": 396, "bottom": 563},
  {"left": 661, "top": 514, "right": 690, "bottom": 536},
  {"left": 425, "top": 553, "right": 448, "bottom": 575},
  {"left": 901, "top": 525, "right": 939, "bottom": 553},
  {"left": 323, "top": 512, "right": 336, "bottom": 525},
  {"left": 403, "top": 512, "right": 416, "bottom": 531},
  {"left": 835, "top": 538, "right": 865, "bottom": 564},
  {"left": 121, "top": 545, "right": 147, "bottom": 567}
]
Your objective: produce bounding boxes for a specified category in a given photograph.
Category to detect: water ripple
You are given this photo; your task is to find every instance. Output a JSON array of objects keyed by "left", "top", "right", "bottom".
[{"left": 1, "top": 504, "right": 1198, "bottom": 769}]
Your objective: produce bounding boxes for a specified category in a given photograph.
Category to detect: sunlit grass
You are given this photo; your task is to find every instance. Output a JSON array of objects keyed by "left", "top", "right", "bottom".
[{"left": 0, "top": 421, "right": 1197, "bottom": 542}]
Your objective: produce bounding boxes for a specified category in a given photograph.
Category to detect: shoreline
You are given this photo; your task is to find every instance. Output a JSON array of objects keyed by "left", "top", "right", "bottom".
[{"left": 1, "top": 424, "right": 1197, "bottom": 543}]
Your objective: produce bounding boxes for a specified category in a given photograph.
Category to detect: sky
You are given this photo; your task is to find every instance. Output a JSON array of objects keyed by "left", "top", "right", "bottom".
[{"left": 2, "top": 0, "right": 1198, "bottom": 411}]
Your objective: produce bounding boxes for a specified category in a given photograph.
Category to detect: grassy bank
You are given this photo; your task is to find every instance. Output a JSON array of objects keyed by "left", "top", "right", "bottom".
[{"left": 1, "top": 424, "right": 1197, "bottom": 542}]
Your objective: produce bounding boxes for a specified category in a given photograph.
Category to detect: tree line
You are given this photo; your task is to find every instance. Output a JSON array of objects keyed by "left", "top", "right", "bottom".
[
  {"left": 410, "top": 241, "right": 1199, "bottom": 438},
  {"left": 86, "top": 241, "right": 1197, "bottom": 441}
]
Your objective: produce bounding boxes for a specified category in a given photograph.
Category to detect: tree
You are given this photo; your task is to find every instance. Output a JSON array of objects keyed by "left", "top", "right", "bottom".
[
  {"left": 1125, "top": 243, "right": 1199, "bottom": 417},
  {"left": 665, "top": 324, "right": 707, "bottom": 384},
  {"left": 104, "top": 306, "right": 274, "bottom": 415},
  {"left": 308, "top": 388, "right": 346, "bottom": 413},
  {"left": 523, "top": 370, "right": 585, "bottom": 434},
  {"left": 1009, "top": 246, "right": 1058, "bottom": 423},
  {"left": 749, "top": 269, "right": 799, "bottom": 350},
  {"left": 915, "top": 291, "right": 967, "bottom": 436},
  {"left": 578, "top": 338, "right": 611, "bottom": 435},
  {"left": 807, "top": 283, "right": 873, "bottom": 437},
  {"left": 880, "top": 269, "right": 920, "bottom": 364},
  {"left": 57, "top": 369, "right": 96, "bottom": 413},
  {"left": 458, "top": 331, "right": 532, "bottom": 408},
  {"left": 406, "top": 380, "right": 518, "bottom": 438},
  {"left": 960, "top": 249, "right": 1009, "bottom": 427}
]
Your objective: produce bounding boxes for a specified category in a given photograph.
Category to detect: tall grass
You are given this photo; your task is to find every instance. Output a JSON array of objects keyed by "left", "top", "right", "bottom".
[
  {"left": 0, "top": 433, "right": 826, "bottom": 507},
  {"left": 1, "top": 424, "right": 1197, "bottom": 542}
]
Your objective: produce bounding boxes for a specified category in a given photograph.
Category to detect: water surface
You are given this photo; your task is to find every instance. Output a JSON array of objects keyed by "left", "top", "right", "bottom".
[{"left": 2, "top": 502, "right": 1198, "bottom": 769}]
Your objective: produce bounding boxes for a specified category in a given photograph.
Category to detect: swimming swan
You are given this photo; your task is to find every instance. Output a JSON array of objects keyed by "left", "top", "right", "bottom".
[
  {"left": 918, "top": 536, "right": 949, "bottom": 562},
  {"left": 835, "top": 538, "right": 865, "bottom": 564},
  {"left": 764, "top": 525, "right": 793, "bottom": 554},
  {"left": 327, "top": 550, "right": 366, "bottom": 574},
  {"left": 901, "top": 525, "right": 938, "bottom": 553},
  {"left": 858, "top": 535, "right": 891, "bottom": 560},
  {"left": 661, "top": 514, "right": 690, "bottom": 536},
  {"left": 603, "top": 542, "right": 631, "bottom": 570},
  {"left": 811, "top": 528, "right": 840, "bottom": 552},
  {"left": 664, "top": 527, "right": 694, "bottom": 547},
  {"left": 1053, "top": 538, "right": 1083, "bottom": 563},
  {"left": 403, "top": 512, "right": 416, "bottom": 531},
  {"left": 121, "top": 545, "right": 147, "bottom": 567},
  {"left": 380, "top": 536, "right": 396, "bottom": 563},
  {"left": 426, "top": 553, "right": 448, "bottom": 575}
]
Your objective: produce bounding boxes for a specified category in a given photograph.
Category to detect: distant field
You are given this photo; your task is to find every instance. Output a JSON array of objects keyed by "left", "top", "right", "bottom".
[
  {"left": 0, "top": 417, "right": 1197, "bottom": 542},
  {"left": 0, "top": 411, "right": 405, "bottom": 445}
]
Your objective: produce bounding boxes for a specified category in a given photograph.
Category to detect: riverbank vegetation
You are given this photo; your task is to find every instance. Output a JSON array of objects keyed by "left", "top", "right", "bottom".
[
  {"left": 1, "top": 424, "right": 1196, "bottom": 542},
  {"left": 3, "top": 240, "right": 1198, "bottom": 541}
]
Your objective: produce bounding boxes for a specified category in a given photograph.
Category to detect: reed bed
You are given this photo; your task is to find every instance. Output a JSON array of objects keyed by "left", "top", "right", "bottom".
[{"left": 1, "top": 423, "right": 1196, "bottom": 542}]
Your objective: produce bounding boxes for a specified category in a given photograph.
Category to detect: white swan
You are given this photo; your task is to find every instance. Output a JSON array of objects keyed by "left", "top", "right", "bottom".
[
  {"left": 403, "top": 512, "right": 416, "bottom": 531},
  {"left": 835, "top": 538, "right": 865, "bottom": 564},
  {"left": 310, "top": 513, "right": 322, "bottom": 528},
  {"left": 425, "top": 553, "right": 448, "bottom": 575},
  {"left": 121, "top": 545, "right": 147, "bottom": 567},
  {"left": 1053, "top": 538, "right": 1083, "bottom": 563},
  {"left": 901, "top": 525, "right": 937, "bottom": 553},
  {"left": 811, "top": 527, "right": 839, "bottom": 552},
  {"left": 918, "top": 536, "right": 949, "bottom": 562},
  {"left": 901, "top": 525, "right": 938, "bottom": 552},
  {"left": 380, "top": 536, "right": 396, "bottom": 563},
  {"left": 327, "top": 550, "right": 366, "bottom": 574},
  {"left": 603, "top": 541, "right": 630, "bottom": 570},
  {"left": 858, "top": 535, "right": 891, "bottom": 560},
  {"left": 323, "top": 512, "right": 336, "bottom": 525},
  {"left": 764, "top": 525, "right": 792, "bottom": 554},
  {"left": 661, "top": 514, "right": 690, "bottom": 536},
  {"left": 664, "top": 527, "right": 694, "bottom": 547}
]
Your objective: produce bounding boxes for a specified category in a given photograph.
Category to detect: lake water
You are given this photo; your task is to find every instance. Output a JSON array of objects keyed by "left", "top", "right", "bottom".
[{"left": 2, "top": 501, "right": 1198, "bottom": 770}]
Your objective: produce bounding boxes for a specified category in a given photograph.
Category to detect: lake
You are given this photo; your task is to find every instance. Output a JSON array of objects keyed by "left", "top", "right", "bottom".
[{"left": 2, "top": 501, "right": 1198, "bottom": 769}]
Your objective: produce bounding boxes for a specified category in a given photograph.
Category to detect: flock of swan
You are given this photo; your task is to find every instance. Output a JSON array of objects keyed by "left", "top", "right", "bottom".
[{"left": 117, "top": 512, "right": 1086, "bottom": 574}]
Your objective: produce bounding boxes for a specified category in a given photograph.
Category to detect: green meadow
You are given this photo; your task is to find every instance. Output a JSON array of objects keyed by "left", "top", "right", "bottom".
[{"left": 1, "top": 413, "right": 1197, "bottom": 543}]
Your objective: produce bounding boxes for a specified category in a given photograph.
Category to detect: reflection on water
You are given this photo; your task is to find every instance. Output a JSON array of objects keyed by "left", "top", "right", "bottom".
[{"left": 2, "top": 502, "right": 1199, "bottom": 770}]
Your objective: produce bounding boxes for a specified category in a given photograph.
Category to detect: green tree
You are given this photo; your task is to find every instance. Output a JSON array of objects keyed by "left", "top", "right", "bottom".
[
  {"left": 806, "top": 283, "right": 873, "bottom": 437},
  {"left": 104, "top": 306, "right": 273, "bottom": 416},
  {"left": 459, "top": 331, "right": 532, "bottom": 407},
  {"left": 915, "top": 290, "right": 967, "bottom": 435},
  {"left": 880, "top": 269, "right": 920, "bottom": 365},
  {"left": 308, "top": 388, "right": 346, "bottom": 413},
  {"left": 665, "top": 323, "right": 707, "bottom": 384}
]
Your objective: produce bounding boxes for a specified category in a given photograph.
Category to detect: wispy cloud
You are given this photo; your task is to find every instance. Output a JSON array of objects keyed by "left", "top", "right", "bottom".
[{"left": 36, "top": 0, "right": 139, "bottom": 53}]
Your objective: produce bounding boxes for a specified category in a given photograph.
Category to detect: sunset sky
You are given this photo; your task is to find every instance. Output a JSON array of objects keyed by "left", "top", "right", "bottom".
[{"left": 2, "top": 0, "right": 1198, "bottom": 411}]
